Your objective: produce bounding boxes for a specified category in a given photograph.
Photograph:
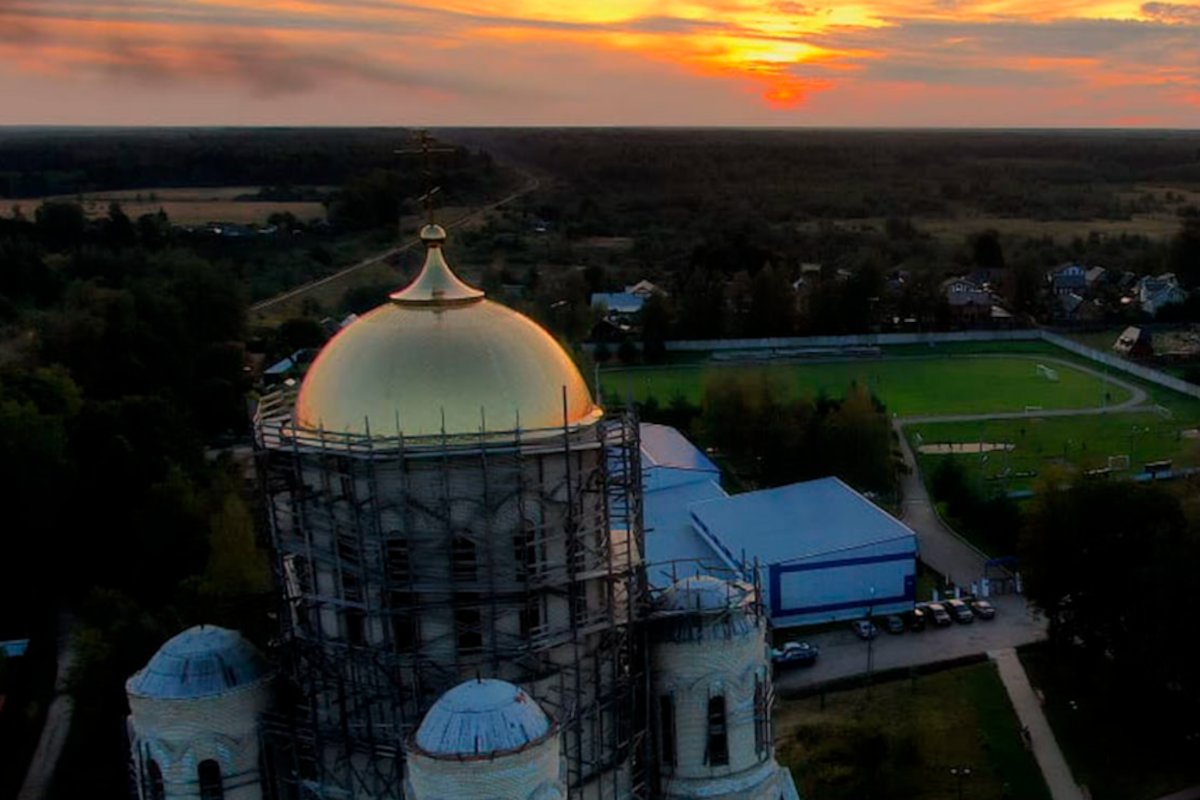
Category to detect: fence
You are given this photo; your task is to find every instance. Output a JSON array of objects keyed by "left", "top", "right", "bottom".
[{"left": 1038, "top": 331, "right": 1200, "bottom": 401}]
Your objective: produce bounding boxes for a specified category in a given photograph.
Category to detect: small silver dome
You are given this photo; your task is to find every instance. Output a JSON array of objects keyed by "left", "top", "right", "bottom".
[
  {"left": 413, "top": 679, "right": 553, "bottom": 758},
  {"left": 126, "top": 625, "right": 271, "bottom": 700}
]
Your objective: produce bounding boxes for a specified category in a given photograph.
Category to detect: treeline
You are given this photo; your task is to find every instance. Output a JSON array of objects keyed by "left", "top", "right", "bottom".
[
  {"left": 435, "top": 129, "right": 1200, "bottom": 344},
  {"left": 0, "top": 199, "right": 271, "bottom": 798},
  {"left": 0, "top": 128, "right": 506, "bottom": 199},
  {"left": 450, "top": 128, "right": 1200, "bottom": 231},
  {"left": 635, "top": 373, "right": 900, "bottom": 497}
]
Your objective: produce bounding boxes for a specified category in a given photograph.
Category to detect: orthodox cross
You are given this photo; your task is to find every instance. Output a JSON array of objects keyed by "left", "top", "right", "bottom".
[{"left": 395, "top": 130, "right": 456, "bottom": 225}]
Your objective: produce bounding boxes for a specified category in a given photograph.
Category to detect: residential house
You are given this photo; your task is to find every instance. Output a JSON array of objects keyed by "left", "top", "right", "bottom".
[
  {"left": 942, "top": 276, "right": 998, "bottom": 325},
  {"left": 1137, "top": 273, "right": 1189, "bottom": 316},
  {"left": 1113, "top": 326, "right": 1154, "bottom": 358},
  {"left": 1058, "top": 292, "right": 1105, "bottom": 324},
  {"left": 624, "top": 279, "right": 668, "bottom": 299},
  {"left": 1050, "top": 264, "right": 1088, "bottom": 297}
]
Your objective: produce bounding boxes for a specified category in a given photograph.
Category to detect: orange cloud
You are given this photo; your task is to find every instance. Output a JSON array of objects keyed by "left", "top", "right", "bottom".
[{"left": 2, "top": 0, "right": 1200, "bottom": 124}]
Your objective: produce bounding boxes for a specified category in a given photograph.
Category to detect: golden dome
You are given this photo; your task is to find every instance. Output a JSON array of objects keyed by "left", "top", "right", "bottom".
[{"left": 294, "top": 227, "right": 600, "bottom": 439}]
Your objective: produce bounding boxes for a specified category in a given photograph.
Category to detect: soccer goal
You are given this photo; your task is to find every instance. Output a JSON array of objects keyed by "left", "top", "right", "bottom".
[
  {"left": 1024, "top": 405, "right": 1044, "bottom": 414},
  {"left": 1108, "top": 454, "right": 1131, "bottom": 471},
  {"left": 1036, "top": 363, "right": 1059, "bottom": 382},
  {"left": 1154, "top": 404, "right": 1174, "bottom": 420}
]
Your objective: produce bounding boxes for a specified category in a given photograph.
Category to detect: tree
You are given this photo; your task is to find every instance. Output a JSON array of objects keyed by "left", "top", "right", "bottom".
[
  {"left": 678, "top": 269, "right": 726, "bottom": 339},
  {"left": 279, "top": 317, "right": 329, "bottom": 352},
  {"left": 641, "top": 294, "right": 671, "bottom": 363},
  {"left": 105, "top": 202, "right": 136, "bottom": 247},
  {"left": 970, "top": 229, "right": 1006, "bottom": 271},
  {"left": 35, "top": 201, "right": 85, "bottom": 248},
  {"left": 1020, "top": 480, "right": 1200, "bottom": 697},
  {"left": 746, "top": 264, "right": 796, "bottom": 337},
  {"left": 1169, "top": 217, "right": 1200, "bottom": 288}
]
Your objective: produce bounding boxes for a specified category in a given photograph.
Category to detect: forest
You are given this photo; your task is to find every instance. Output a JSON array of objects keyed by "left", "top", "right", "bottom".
[
  {"left": 0, "top": 128, "right": 520, "bottom": 800},
  {"left": 2, "top": 127, "right": 1200, "bottom": 799},
  {"left": 436, "top": 129, "right": 1200, "bottom": 346}
]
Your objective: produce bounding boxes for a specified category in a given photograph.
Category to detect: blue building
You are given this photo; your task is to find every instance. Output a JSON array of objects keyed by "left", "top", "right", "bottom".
[{"left": 641, "top": 424, "right": 919, "bottom": 628}]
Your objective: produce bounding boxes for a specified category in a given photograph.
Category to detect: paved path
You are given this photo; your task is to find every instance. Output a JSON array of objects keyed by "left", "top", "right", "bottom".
[
  {"left": 893, "top": 421, "right": 991, "bottom": 587},
  {"left": 17, "top": 614, "right": 75, "bottom": 800},
  {"left": 774, "top": 595, "right": 1045, "bottom": 693},
  {"left": 892, "top": 354, "right": 1149, "bottom": 586},
  {"left": 990, "top": 647, "right": 1085, "bottom": 800},
  {"left": 250, "top": 175, "right": 540, "bottom": 315}
]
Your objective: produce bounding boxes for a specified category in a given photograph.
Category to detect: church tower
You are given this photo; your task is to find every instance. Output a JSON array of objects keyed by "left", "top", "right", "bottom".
[
  {"left": 126, "top": 626, "right": 274, "bottom": 800},
  {"left": 254, "top": 223, "right": 648, "bottom": 799},
  {"left": 649, "top": 576, "right": 799, "bottom": 800}
]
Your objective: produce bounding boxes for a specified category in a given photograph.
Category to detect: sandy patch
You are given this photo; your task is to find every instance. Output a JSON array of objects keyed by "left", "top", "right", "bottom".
[{"left": 919, "top": 442, "right": 1015, "bottom": 455}]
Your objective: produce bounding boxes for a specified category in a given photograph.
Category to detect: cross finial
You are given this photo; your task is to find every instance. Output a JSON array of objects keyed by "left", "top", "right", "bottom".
[{"left": 395, "top": 129, "right": 456, "bottom": 225}]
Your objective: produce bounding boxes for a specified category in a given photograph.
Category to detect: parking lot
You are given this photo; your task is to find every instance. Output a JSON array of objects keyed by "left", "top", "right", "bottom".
[{"left": 773, "top": 595, "right": 1048, "bottom": 692}]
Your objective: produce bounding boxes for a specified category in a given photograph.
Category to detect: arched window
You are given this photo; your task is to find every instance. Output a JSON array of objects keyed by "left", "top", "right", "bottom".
[
  {"left": 451, "top": 537, "right": 477, "bottom": 582},
  {"left": 198, "top": 759, "right": 224, "bottom": 800},
  {"left": 659, "top": 695, "right": 676, "bottom": 768},
  {"left": 754, "top": 674, "right": 770, "bottom": 758},
  {"left": 146, "top": 758, "right": 165, "bottom": 800},
  {"left": 706, "top": 695, "right": 729, "bottom": 767}
]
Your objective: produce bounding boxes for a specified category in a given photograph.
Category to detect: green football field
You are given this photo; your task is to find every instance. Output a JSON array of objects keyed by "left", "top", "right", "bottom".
[
  {"left": 600, "top": 356, "right": 1132, "bottom": 417},
  {"left": 907, "top": 411, "right": 1200, "bottom": 494}
]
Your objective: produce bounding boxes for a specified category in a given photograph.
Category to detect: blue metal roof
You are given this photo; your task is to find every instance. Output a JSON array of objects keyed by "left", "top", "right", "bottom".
[
  {"left": 643, "top": 479, "right": 729, "bottom": 585},
  {"left": 590, "top": 292, "right": 644, "bottom": 314},
  {"left": 640, "top": 423, "right": 720, "bottom": 475},
  {"left": 689, "top": 477, "right": 917, "bottom": 567},
  {"left": 126, "top": 625, "right": 271, "bottom": 700},
  {"left": 0, "top": 639, "right": 29, "bottom": 658},
  {"left": 414, "top": 679, "right": 551, "bottom": 757}
]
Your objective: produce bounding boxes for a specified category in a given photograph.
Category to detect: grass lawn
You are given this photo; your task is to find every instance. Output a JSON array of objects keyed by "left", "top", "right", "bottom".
[
  {"left": 907, "top": 411, "right": 1200, "bottom": 495},
  {"left": 601, "top": 356, "right": 1129, "bottom": 416},
  {"left": 775, "top": 661, "right": 1051, "bottom": 800},
  {"left": 1019, "top": 644, "right": 1200, "bottom": 800}
]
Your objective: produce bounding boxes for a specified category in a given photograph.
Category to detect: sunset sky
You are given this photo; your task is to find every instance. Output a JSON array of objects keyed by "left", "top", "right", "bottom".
[{"left": 3, "top": 0, "right": 1200, "bottom": 126}]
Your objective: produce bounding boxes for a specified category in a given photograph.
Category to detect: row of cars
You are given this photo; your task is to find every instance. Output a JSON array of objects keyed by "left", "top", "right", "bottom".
[
  {"left": 770, "top": 598, "right": 998, "bottom": 667},
  {"left": 854, "top": 597, "right": 997, "bottom": 639}
]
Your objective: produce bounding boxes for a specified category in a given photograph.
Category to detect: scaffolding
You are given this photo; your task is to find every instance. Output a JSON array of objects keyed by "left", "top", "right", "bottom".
[{"left": 253, "top": 387, "right": 650, "bottom": 800}]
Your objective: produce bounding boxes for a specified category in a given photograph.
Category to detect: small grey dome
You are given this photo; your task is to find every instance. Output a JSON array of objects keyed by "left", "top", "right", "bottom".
[
  {"left": 126, "top": 625, "right": 271, "bottom": 700},
  {"left": 657, "top": 575, "right": 752, "bottom": 613},
  {"left": 414, "top": 679, "right": 553, "bottom": 758}
]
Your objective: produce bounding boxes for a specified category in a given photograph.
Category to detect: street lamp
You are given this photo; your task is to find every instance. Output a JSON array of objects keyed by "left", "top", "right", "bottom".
[
  {"left": 950, "top": 767, "right": 972, "bottom": 800},
  {"left": 866, "top": 586, "right": 877, "bottom": 696}
]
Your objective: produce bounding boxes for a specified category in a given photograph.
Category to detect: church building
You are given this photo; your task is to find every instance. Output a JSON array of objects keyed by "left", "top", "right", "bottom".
[{"left": 126, "top": 223, "right": 801, "bottom": 800}]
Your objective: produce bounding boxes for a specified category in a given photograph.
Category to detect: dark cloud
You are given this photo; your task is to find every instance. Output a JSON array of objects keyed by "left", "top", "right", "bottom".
[
  {"left": 1142, "top": 3, "right": 1200, "bottom": 23},
  {"left": 813, "top": 16, "right": 1200, "bottom": 62},
  {"left": 0, "top": 0, "right": 43, "bottom": 43},
  {"left": 0, "top": 0, "right": 522, "bottom": 98},
  {"left": 853, "top": 60, "right": 1080, "bottom": 89},
  {"left": 96, "top": 34, "right": 524, "bottom": 99},
  {"left": 620, "top": 15, "right": 729, "bottom": 34}
]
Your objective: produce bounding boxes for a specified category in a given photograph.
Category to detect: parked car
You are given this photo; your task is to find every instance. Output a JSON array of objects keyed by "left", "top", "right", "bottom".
[
  {"left": 970, "top": 599, "right": 996, "bottom": 620},
  {"left": 771, "top": 640, "right": 819, "bottom": 667},
  {"left": 851, "top": 619, "right": 877, "bottom": 640},
  {"left": 946, "top": 598, "right": 975, "bottom": 624},
  {"left": 885, "top": 615, "right": 905, "bottom": 634},
  {"left": 927, "top": 603, "right": 952, "bottom": 627},
  {"left": 907, "top": 607, "right": 927, "bottom": 631}
]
